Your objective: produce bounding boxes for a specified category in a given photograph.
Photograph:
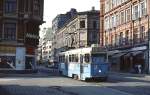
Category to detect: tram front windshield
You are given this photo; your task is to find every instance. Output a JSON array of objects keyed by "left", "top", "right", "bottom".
[{"left": 92, "top": 54, "right": 106, "bottom": 64}]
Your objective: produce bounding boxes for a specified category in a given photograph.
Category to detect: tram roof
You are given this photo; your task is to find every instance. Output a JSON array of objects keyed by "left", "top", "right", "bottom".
[{"left": 59, "top": 47, "right": 107, "bottom": 55}]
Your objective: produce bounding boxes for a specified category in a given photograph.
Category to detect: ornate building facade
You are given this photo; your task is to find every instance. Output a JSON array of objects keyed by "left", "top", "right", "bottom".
[
  {"left": 100, "top": 0, "right": 149, "bottom": 73},
  {"left": 52, "top": 9, "right": 100, "bottom": 62},
  {"left": 0, "top": 0, "right": 44, "bottom": 70}
]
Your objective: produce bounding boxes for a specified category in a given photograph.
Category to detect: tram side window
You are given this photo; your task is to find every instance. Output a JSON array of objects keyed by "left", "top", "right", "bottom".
[
  {"left": 59, "top": 56, "right": 61, "bottom": 62},
  {"left": 65, "top": 56, "right": 68, "bottom": 63},
  {"left": 59, "top": 55, "right": 65, "bottom": 63},
  {"left": 69, "top": 54, "right": 78, "bottom": 62},
  {"left": 69, "top": 55, "right": 71, "bottom": 62},
  {"left": 75, "top": 54, "right": 78, "bottom": 62},
  {"left": 80, "top": 55, "right": 83, "bottom": 63},
  {"left": 84, "top": 54, "right": 90, "bottom": 63},
  {"left": 62, "top": 55, "right": 65, "bottom": 63},
  {"left": 72, "top": 54, "right": 75, "bottom": 62}
]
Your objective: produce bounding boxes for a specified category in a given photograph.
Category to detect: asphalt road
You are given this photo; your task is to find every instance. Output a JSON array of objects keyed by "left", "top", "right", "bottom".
[
  {"left": 100, "top": 74, "right": 150, "bottom": 95},
  {"left": 0, "top": 67, "right": 150, "bottom": 95}
]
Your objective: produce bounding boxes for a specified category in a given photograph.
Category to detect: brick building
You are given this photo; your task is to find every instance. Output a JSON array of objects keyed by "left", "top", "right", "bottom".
[
  {"left": 100, "top": 0, "right": 149, "bottom": 73},
  {"left": 0, "top": 0, "right": 44, "bottom": 70}
]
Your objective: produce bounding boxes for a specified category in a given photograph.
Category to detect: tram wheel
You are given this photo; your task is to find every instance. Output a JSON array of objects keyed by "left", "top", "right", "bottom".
[
  {"left": 101, "top": 77, "right": 108, "bottom": 81},
  {"left": 75, "top": 75, "right": 79, "bottom": 80},
  {"left": 73, "top": 74, "right": 78, "bottom": 80}
]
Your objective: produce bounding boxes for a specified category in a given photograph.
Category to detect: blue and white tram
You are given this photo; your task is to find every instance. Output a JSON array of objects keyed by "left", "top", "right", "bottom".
[{"left": 58, "top": 47, "right": 109, "bottom": 81}]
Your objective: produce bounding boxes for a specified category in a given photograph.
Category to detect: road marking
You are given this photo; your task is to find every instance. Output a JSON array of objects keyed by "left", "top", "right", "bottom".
[
  {"left": 94, "top": 83, "right": 134, "bottom": 95},
  {"left": 0, "top": 79, "right": 19, "bottom": 82}
]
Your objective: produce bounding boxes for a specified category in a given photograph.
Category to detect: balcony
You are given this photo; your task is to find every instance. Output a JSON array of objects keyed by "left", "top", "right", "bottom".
[{"left": 107, "top": 37, "right": 148, "bottom": 50}]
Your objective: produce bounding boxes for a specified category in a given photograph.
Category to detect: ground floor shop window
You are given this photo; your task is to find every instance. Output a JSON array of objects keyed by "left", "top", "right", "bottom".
[
  {"left": 0, "top": 56, "right": 15, "bottom": 68},
  {"left": 25, "top": 57, "right": 35, "bottom": 69}
]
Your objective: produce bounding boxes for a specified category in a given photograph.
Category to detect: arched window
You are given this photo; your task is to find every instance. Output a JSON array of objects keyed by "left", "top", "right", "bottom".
[
  {"left": 125, "top": 30, "right": 129, "bottom": 44},
  {"left": 140, "top": 26, "right": 145, "bottom": 41},
  {"left": 119, "top": 32, "right": 123, "bottom": 45},
  {"left": 133, "top": 28, "right": 138, "bottom": 43}
]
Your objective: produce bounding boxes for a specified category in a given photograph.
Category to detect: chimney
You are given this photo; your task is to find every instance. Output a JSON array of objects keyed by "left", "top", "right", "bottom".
[{"left": 92, "top": 6, "right": 95, "bottom": 11}]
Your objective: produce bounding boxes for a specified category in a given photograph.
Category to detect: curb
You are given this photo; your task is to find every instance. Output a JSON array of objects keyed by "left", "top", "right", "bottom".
[{"left": 109, "top": 72, "right": 150, "bottom": 78}]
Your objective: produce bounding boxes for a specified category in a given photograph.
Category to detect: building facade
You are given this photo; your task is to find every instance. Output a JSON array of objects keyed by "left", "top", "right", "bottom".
[
  {"left": 0, "top": 0, "right": 44, "bottom": 70},
  {"left": 52, "top": 9, "right": 77, "bottom": 33},
  {"left": 37, "top": 28, "right": 53, "bottom": 64},
  {"left": 52, "top": 9, "right": 100, "bottom": 62},
  {"left": 42, "top": 40, "right": 52, "bottom": 62},
  {"left": 100, "top": 0, "right": 150, "bottom": 73}
]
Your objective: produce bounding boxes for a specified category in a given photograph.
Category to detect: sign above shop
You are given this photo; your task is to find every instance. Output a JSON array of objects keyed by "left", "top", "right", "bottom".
[{"left": 26, "top": 33, "right": 40, "bottom": 39}]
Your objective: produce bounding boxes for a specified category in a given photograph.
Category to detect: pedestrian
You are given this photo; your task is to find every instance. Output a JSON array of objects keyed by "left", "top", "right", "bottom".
[{"left": 137, "top": 64, "right": 142, "bottom": 74}]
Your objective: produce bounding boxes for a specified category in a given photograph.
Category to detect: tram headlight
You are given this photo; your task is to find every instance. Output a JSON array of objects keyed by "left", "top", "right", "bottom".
[{"left": 99, "top": 70, "right": 102, "bottom": 73}]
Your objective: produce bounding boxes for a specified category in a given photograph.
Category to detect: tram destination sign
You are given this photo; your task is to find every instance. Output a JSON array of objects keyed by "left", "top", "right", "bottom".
[{"left": 92, "top": 47, "right": 107, "bottom": 53}]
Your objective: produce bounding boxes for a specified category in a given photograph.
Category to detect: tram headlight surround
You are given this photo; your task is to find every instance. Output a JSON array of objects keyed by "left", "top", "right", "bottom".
[{"left": 99, "top": 69, "right": 102, "bottom": 73}]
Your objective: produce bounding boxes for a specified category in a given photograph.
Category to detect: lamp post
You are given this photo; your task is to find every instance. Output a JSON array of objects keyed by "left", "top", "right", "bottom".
[{"left": 148, "top": 14, "right": 150, "bottom": 73}]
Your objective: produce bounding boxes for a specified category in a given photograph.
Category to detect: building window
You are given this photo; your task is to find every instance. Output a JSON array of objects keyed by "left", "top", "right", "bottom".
[
  {"left": 93, "top": 21, "right": 97, "bottom": 29},
  {"left": 140, "top": 26, "right": 145, "bottom": 41},
  {"left": 119, "top": 32, "right": 123, "bottom": 45},
  {"left": 115, "top": 34, "right": 119, "bottom": 46},
  {"left": 80, "top": 20, "right": 85, "bottom": 28},
  {"left": 125, "top": 30, "right": 129, "bottom": 44},
  {"left": 133, "top": 28, "right": 139, "bottom": 43},
  {"left": 111, "top": 14, "right": 116, "bottom": 27},
  {"left": 105, "top": 36, "right": 109, "bottom": 46},
  {"left": 116, "top": 13, "right": 120, "bottom": 26},
  {"left": 133, "top": 5, "right": 139, "bottom": 20},
  {"left": 121, "top": 11, "right": 125, "bottom": 24},
  {"left": 112, "top": 0, "right": 116, "bottom": 8},
  {"left": 126, "top": 8, "right": 131, "bottom": 22},
  {"left": 112, "top": 34, "right": 115, "bottom": 46},
  {"left": 109, "top": 16, "right": 112, "bottom": 28},
  {"left": 105, "top": 0, "right": 110, "bottom": 13},
  {"left": 110, "top": 35, "right": 113, "bottom": 46},
  {"left": 105, "top": 17, "right": 109, "bottom": 30},
  {"left": 4, "top": 23, "right": 16, "bottom": 40},
  {"left": 116, "top": 0, "right": 121, "bottom": 6},
  {"left": 4, "top": 0, "right": 16, "bottom": 14},
  {"left": 33, "top": 0, "right": 41, "bottom": 16},
  {"left": 140, "top": 1, "right": 146, "bottom": 17}
]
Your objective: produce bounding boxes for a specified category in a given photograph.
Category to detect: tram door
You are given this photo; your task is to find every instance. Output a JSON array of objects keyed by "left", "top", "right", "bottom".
[{"left": 80, "top": 54, "right": 84, "bottom": 79}]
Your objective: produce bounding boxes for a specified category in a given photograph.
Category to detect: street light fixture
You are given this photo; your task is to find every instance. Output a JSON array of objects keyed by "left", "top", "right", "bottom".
[{"left": 147, "top": 14, "right": 150, "bottom": 74}]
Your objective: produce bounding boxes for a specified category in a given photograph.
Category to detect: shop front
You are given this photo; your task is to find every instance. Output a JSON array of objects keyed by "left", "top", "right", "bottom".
[
  {"left": 0, "top": 46, "right": 36, "bottom": 70},
  {"left": 109, "top": 46, "right": 147, "bottom": 74}
]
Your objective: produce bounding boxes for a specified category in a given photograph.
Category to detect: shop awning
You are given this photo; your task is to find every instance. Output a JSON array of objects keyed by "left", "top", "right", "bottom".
[
  {"left": 132, "top": 51, "right": 143, "bottom": 56},
  {"left": 108, "top": 50, "right": 120, "bottom": 56},
  {"left": 112, "top": 53, "right": 126, "bottom": 58},
  {"left": 124, "top": 53, "right": 131, "bottom": 57}
]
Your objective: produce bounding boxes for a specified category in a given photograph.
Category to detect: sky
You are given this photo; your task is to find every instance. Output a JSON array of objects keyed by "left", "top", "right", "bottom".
[{"left": 42, "top": 0, "right": 100, "bottom": 28}]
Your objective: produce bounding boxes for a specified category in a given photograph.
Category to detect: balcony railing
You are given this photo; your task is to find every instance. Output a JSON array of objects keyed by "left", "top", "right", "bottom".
[{"left": 107, "top": 37, "right": 148, "bottom": 50}]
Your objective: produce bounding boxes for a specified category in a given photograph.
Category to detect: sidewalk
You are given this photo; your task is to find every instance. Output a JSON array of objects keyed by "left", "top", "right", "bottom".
[
  {"left": 109, "top": 71, "right": 150, "bottom": 81},
  {"left": 0, "top": 86, "right": 10, "bottom": 95}
]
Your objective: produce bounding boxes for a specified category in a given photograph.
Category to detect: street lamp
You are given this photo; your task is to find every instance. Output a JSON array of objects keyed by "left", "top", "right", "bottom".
[{"left": 147, "top": 14, "right": 150, "bottom": 74}]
